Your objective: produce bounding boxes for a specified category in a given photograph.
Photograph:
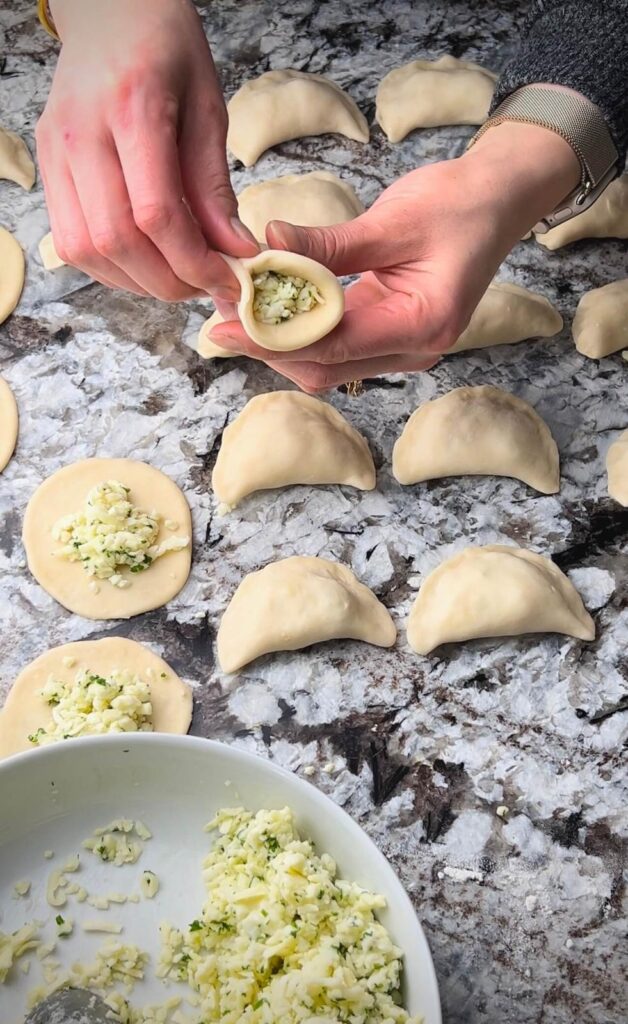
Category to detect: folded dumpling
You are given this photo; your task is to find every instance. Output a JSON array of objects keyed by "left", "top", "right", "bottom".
[
  {"left": 238, "top": 171, "right": 363, "bottom": 243},
  {"left": 450, "top": 281, "right": 563, "bottom": 352},
  {"left": 227, "top": 70, "right": 369, "bottom": 166},
  {"left": 535, "top": 174, "right": 628, "bottom": 250},
  {"left": 572, "top": 278, "right": 628, "bottom": 359},
  {"left": 212, "top": 391, "right": 375, "bottom": 507},
  {"left": 407, "top": 545, "right": 595, "bottom": 655},
  {"left": 218, "top": 556, "right": 396, "bottom": 672},
  {"left": 393, "top": 385, "right": 559, "bottom": 494},
  {"left": 376, "top": 56, "right": 496, "bottom": 142},
  {"left": 607, "top": 429, "right": 628, "bottom": 506}
]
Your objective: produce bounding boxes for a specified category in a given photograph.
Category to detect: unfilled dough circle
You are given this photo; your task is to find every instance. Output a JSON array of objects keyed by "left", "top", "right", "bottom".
[
  {"left": 0, "top": 637, "right": 193, "bottom": 760},
  {"left": 0, "top": 226, "right": 25, "bottom": 325},
  {"left": 23, "top": 458, "right": 192, "bottom": 620},
  {"left": 0, "top": 376, "right": 18, "bottom": 472}
]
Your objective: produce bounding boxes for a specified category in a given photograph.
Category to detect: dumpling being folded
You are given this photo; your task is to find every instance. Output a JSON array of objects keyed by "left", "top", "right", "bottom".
[
  {"left": 212, "top": 391, "right": 375, "bottom": 507},
  {"left": 376, "top": 56, "right": 496, "bottom": 142},
  {"left": 450, "top": 281, "right": 563, "bottom": 352},
  {"left": 218, "top": 556, "right": 396, "bottom": 672},
  {"left": 224, "top": 249, "right": 344, "bottom": 350},
  {"left": 535, "top": 174, "right": 628, "bottom": 250},
  {"left": 238, "top": 171, "right": 364, "bottom": 243},
  {"left": 392, "top": 385, "right": 559, "bottom": 494},
  {"left": 227, "top": 70, "right": 369, "bottom": 166},
  {"left": 572, "top": 278, "right": 628, "bottom": 359},
  {"left": 407, "top": 545, "right": 595, "bottom": 655}
]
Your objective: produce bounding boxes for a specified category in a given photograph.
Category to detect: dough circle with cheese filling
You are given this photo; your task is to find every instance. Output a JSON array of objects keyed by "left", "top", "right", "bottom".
[
  {"left": 23, "top": 458, "right": 192, "bottom": 619},
  {"left": 0, "top": 637, "right": 192, "bottom": 760},
  {"left": 0, "top": 376, "right": 18, "bottom": 472}
]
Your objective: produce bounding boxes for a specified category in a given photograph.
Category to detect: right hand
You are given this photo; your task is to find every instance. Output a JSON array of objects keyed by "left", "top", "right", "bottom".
[{"left": 37, "top": 0, "right": 257, "bottom": 300}]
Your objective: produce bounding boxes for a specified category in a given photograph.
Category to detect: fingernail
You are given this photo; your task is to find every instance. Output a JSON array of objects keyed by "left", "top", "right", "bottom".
[
  {"left": 230, "top": 217, "right": 259, "bottom": 247},
  {"left": 210, "top": 332, "right": 238, "bottom": 344},
  {"left": 211, "top": 286, "right": 239, "bottom": 302}
]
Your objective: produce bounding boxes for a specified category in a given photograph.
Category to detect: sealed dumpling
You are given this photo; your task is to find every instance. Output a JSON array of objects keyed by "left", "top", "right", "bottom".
[
  {"left": 39, "top": 231, "right": 66, "bottom": 270},
  {"left": 607, "top": 429, "right": 628, "bottom": 506},
  {"left": 238, "top": 171, "right": 363, "bottom": 243},
  {"left": 0, "top": 126, "right": 35, "bottom": 190},
  {"left": 213, "top": 391, "right": 375, "bottom": 507},
  {"left": 224, "top": 249, "right": 344, "bottom": 350},
  {"left": 407, "top": 545, "right": 595, "bottom": 655},
  {"left": 227, "top": 70, "right": 369, "bottom": 166},
  {"left": 536, "top": 174, "right": 628, "bottom": 250},
  {"left": 376, "top": 56, "right": 496, "bottom": 142},
  {"left": 450, "top": 281, "right": 563, "bottom": 352},
  {"left": 218, "top": 556, "right": 396, "bottom": 672},
  {"left": 393, "top": 385, "right": 559, "bottom": 493},
  {"left": 572, "top": 278, "right": 628, "bottom": 359}
]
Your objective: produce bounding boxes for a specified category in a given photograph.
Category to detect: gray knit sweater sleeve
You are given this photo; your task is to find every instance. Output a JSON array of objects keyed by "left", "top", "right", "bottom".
[{"left": 492, "top": 0, "right": 628, "bottom": 164}]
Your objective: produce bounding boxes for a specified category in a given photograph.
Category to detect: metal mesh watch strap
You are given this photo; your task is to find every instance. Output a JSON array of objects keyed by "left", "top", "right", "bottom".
[{"left": 470, "top": 84, "right": 619, "bottom": 232}]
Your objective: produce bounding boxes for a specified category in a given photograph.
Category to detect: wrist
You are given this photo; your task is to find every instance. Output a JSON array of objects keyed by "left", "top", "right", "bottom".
[{"left": 461, "top": 121, "right": 581, "bottom": 239}]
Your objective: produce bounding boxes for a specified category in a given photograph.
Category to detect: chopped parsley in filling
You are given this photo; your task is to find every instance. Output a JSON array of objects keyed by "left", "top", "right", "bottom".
[
  {"left": 28, "top": 669, "right": 153, "bottom": 746},
  {"left": 52, "top": 480, "right": 189, "bottom": 588},
  {"left": 252, "top": 271, "right": 324, "bottom": 325}
]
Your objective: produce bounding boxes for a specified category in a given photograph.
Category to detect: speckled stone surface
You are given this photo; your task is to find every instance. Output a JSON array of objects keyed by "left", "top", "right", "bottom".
[{"left": 0, "top": 2, "right": 626, "bottom": 1021}]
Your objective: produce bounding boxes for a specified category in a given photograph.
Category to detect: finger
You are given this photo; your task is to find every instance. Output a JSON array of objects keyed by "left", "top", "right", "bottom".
[
  {"left": 179, "top": 66, "right": 259, "bottom": 257},
  {"left": 209, "top": 292, "right": 450, "bottom": 365},
  {"left": 270, "top": 352, "right": 438, "bottom": 394},
  {"left": 266, "top": 204, "right": 427, "bottom": 277},
  {"left": 36, "top": 134, "right": 150, "bottom": 296},
  {"left": 112, "top": 102, "right": 240, "bottom": 298},
  {"left": 69, "top": 133, "right": 204, "bottom": 302}
]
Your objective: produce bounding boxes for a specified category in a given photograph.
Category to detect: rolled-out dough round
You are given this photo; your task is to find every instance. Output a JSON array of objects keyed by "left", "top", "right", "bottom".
[
  {"left": 0, "top": 376, "right": 18, "bottom": 472},
  {"left": 0, "top": 637, "right": 193, "bottom": 760},
  {"left": 0, "top": 226, "right": 25, "bottom": 325},
  {"left": 23, "top": 458, "right": 192, "bottom": 619}
]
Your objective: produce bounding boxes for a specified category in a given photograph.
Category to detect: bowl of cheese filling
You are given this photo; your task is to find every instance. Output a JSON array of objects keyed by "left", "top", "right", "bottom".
[{"left": 0, "top": 734, "right": 441, "bottom": 1024}]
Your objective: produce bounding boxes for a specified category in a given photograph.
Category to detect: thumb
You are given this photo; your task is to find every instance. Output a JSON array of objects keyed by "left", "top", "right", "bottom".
[{"left": 266, "top": 204, "right": 415, "bottom": 276}]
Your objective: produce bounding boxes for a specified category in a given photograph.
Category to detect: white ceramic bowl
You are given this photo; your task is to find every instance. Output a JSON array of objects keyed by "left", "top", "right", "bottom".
[{"left": 0, "top": 734, "right": 441, "bottom": 1023}]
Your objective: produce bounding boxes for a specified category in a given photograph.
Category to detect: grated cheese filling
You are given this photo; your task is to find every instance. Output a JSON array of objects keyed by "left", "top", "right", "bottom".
[
  {"left": 157, "top": 806, "right": 419, "bottom": 1024},
  {"left": 252, "top": 271, "right": 323, "bottom": 325},
  {"left": 28, "top": 669, "right": 153, "bottom": 747},
  {"left": 52, "top": 480, "right": 189, "bottom": 588}
]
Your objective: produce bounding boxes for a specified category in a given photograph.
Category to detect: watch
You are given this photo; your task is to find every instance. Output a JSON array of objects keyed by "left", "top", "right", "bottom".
[{"left": 470, "top": 84, "right": 620, "bottom": 234}]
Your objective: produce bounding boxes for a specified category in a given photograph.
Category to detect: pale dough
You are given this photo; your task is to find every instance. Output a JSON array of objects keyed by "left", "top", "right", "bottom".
[
  {"left": 218, "top": 556, "right": 396, "bottom": 673},
  {"left": 0, "top": 127, "right": 35, "bottom": 190},
  {"left": 607, "top": 429, "right": 628, "bottom": 506},
  {"left": 39, "top": 230, "right": 66, "bottom": 270},
  {"left": 376, "top": 56, "right": 497, "bottom": 142},
  {"left": 212, "top": 391, "right": 375, "bottom": 507},
  {"left": 0, "top": 226, "right": 25, "bottom": 325},
  {"left": 393, "top": 385, "right": 559, "bottom": 494},
  {"left": 197, "top": 310, "right": 231, "bottom": 359},
  {"left": 535, "top": 174, "right": 628, "bottom": 250},
  {"left": 227, "top": 69, "right": 369, "bottom": 166},
  {"left": 451, "top": 281, "right": 563, "bottom": 352},
  {"left": 0, "top": 376, "right": 18, "bottom": 472},
  {"left": 0, "top": 637, "right": 192, "bottom": 760},
  {"left": 572, "top": 278, "right": 628, "bottom": 359},
  {"left": 23, "top": 458, "right": 192, "bottom": 620},
  {"left": 238, "top": 171, "right": 364, "bottom": 244},
  {"left": 407, "top": 545, "right": 595, "bottom": 656},
  {"left": 224, "top": 249, "right": 344, "bottom": 350}
]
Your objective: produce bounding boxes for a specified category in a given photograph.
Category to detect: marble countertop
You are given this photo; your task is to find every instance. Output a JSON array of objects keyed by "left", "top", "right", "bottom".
[{"left": 0, "top": 1, "right": 626, "bottom": 1021}]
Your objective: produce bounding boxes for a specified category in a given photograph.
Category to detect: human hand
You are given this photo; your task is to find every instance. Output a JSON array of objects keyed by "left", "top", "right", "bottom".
[
  {"left": 210, "top": 122, "right": 579, "bottom": 390},
  {"left": 37, "top": 0, "right": 257, "bottom": 300}
]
